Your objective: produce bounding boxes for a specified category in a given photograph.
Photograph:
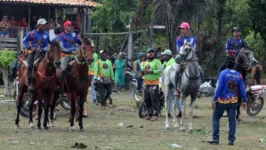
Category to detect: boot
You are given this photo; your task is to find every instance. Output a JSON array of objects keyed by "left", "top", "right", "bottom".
[
  {"left": 28, "top": 77, "right": 36, "bottom": 93},
  {"left": 58, "top": 72, "right": 66, "bottom": 93}
]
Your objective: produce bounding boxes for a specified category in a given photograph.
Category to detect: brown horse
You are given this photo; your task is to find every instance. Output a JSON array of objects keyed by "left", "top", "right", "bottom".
[
  {"left": 52, "top": 38, "right": 93, "bottom": 132},
  {"left": 15, "top": 44, "right": 60, "bottom": 130}
]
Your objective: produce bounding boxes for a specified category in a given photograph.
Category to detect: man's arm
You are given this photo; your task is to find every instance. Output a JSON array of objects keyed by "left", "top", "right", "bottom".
[
  {"left": 213, "top": 72, "right": 224, "bottom": 101},
  {"left": 176, "top": 38, "right": 182, "bottom": 53},
  {"left": 110, "top": 61, "right": 115, "bottom": 80},
  {"left": 133, "top": 60, "right": 139, "bottom": 74},
  {"left": 152, "top": 60, "right": 163, "bottom": 75},
  {"left": 23, "top": 32, "right": 31, "bottom": 50},
  {"left": 74, "top": 34, "right": 81, "bottom": 45},
  {"left": 59, "top": 36, "right": 71, "bottom": 53},
  {"left": 94, "top": 60, "right": 99, "bottom": 80},
  {"left": 192, "top": 37, "right": 197, "bottom": 51}
]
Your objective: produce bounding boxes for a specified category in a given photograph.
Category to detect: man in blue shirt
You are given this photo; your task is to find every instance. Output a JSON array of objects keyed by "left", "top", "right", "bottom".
[
  {"left": 58, "top": 21, "right": 81, "bottom": 90},
  {"left": 176, "top": 22, "right": 196, "bottom": 53},
  {"left": 208, "top": 56, "right": 247, "bottom": 145},
  {"left": 23, "top": 18, "right": 49, "bottom": 92},
  {"left": 225, "top": 27, "right": 247, "bottom": 56}
]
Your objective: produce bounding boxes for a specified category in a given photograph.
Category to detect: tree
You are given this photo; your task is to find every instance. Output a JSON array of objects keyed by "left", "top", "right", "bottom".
[{"left": 0, "top": 49, "right": 16, "bottom": 96}]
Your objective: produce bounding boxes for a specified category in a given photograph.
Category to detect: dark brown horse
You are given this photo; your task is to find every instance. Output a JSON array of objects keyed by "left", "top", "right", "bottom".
[
  {"left": 52, "top": 38, "right": 93, "bottom": 132},
  {"left": 15, "top": 44, "right": 60, "bottom": 130}
]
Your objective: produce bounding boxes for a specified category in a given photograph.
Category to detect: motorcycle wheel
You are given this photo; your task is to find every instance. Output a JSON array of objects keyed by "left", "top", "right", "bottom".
[
  {"left": 246, "top": 96, "right": 264, "bottom": 116},
  {"left": 14, "top": 91, "right": 36, "bottom": 117},
  {"left": 138, "top": 101, "right": 148, "bottom": 118},
  {"left": 132, "top": 88, "right": 142, "bottom": 107},
  {"left": 59, "top": 93, "right": 70, "bottom": 110}
]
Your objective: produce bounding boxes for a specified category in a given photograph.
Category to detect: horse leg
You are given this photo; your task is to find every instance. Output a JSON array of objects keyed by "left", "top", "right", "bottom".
[
  {"left": 188, "top": 95, "right": 196, "bottom": 131},
  {"left": 173, "top": 93, "right": 179, "bottom": 129},
  {"left": 79, "top": 93, "right": 86, "bottom": 132},
  {"left": 69, "top": 93, "right": 76, "bottom": 132},
  {"left": 29, "top": 93, "right": 37, "bottom": 128},
  {"left": 50, "top": 92, "right": 59, "bottom": 127},
  {"left": 15, "top": 88, "right": 24, "bottom": 129},
  {"left": 258, "top": 65, "right": 263, "bottom": 84},
  {"left": 180, "top": 95, "right": 186, "bottom": 131},
  {"left": 43, "top": 91, "right": 52, "bottom": 130},
  {"left": 37, "top": 92, "right": 43, "bottom": 131},
  {"left": 164, "top": 88, "right": 170, "bottom": 129}
]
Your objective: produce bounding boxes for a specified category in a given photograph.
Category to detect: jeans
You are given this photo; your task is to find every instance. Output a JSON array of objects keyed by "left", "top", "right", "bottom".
[
  {"left": 212, "top": 103, "right": 237, "bottom": 143},
  {"left": 59, "top": 56, "right": 70, "bottom": 87},
  {"left": 167, "top": 88, "right": 182, "bottom": 113},
  {"left": 90, "top": 76, "right": 96, "bottom": 102},
  {"left": 136, "top": 76, "right": 143, "bottom": 91},
  {"left": 144, "top": 85, "right": 160, "bottom": 116}
]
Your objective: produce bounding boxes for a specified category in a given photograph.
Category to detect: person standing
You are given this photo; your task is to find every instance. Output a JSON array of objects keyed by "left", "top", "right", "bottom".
[
  {"left": 94, "top": 50, "right": 114, "bottom": 106},
  {"left": 0, "top": 16, "right": 11, "bottom": 37},
  {"left": 207, "top": 56, "right": 247, "bottom": 145},
  {"left": 113, "top": 52, "right": 126, "bottom": 92},
  {"left": 141, "top": 48, "right": 163, "bottom": 121},
  {"left": 133, "top": 53, "right": 145, "bottom": 94}
]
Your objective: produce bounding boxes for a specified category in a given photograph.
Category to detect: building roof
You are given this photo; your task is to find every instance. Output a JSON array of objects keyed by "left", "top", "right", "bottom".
[{"left": 0, "top": 0, "right": 98, "bottom": 7}]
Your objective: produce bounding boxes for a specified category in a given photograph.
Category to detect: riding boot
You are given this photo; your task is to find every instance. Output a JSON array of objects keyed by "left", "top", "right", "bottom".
[
  {"left": 58, "top": 72, "right": 66, "bottom": 93},
  {"left": 175, "top": 70, "right": 181, "bottom": 94}
]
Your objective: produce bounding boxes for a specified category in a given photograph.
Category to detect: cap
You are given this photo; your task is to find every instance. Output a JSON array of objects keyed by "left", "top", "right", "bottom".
[
  {"left": 178, "top": 22, "right": 190, "bottom": 29},
  {"left": 139, "top": 52, "right": 145, "bottom": 58},
  {"left": 162, "top": 49, "right": 172, "bottom": 56},
  {"left": 63, "top": 21, "right": 73, "bottom": 28},
  {"left": 100, "top": 50, "right": 106, "bottom": 54},
  {"left": 146, "top": 48, "right": 154, "bottom": 53},
  {"left": 232, "top": 26, "right": 241, "bottom": 32},
  {"left": 37, "top": 18, "right": 47, "bottom": 25}
]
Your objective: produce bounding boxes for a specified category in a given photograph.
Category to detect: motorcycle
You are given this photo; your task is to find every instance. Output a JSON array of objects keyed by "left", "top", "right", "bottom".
[
  {"left": 127, "top": 71, "right": 143, "bottom": 108},
  {"left": 245, "top": 84, "right": 265, "bottom": 116}
]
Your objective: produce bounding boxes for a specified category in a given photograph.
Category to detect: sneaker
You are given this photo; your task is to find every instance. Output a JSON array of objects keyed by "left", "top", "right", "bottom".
[
  {"left": 207, "top": 141, "right": 219, "bottom": 145},
  {"left": 151, "top": 115, "right": 159, "bottom": 121},
  {"left": 228, "top": 141, "right": 234, "bottom": 145},
  {"left": 145, "top": 115, "right": 152, "bottom": 120}
]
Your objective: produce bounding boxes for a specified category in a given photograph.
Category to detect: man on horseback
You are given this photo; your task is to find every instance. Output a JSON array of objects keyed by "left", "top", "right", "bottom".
[
  {"left": 162, "top": 49, "right": 182, "bottom": 117},
  {"left": 58, "top": 21, "right": 81, "bottom": 91},
  {"left": 141, "top": 48, "right": 162, "bottom": 121},
  {"left": 94, "top": 50, "right": 114, "bottom": 106},
  {"left": 23, "top": 18, "right": 49, "bottom": 92},
  {"left": 225, "top": 27, "right": 247, "bottom": 56}
]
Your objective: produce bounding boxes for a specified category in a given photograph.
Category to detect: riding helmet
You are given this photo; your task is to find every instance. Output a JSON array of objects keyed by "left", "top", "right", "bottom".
[{"left": 232, "top": 26, "right": 241, "bottom": 32}]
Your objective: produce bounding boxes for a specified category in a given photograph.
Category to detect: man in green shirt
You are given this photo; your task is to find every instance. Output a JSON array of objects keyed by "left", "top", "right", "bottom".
[
  {"left": 94, "top": 50, "right": 114, "bottom": 106},
  {"left": 162, "top": 49, "right": 183, "bottom": 118},
  {"left": 141, "top": 48, "right": 163, "bottom": 121}
]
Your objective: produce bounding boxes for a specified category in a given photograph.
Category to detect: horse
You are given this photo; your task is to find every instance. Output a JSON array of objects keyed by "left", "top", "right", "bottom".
[
  {"left": 162, "top": 41, "right": 201, "bottom": 131},
  {"left": 14, "top": 43, "right": 60, "bottom": 130},
  {"left": 234, "top": 47, "right": 258, "bottom": 122},
  {"left": 51, "top": 38, "right": 93, "bottom": 132}
]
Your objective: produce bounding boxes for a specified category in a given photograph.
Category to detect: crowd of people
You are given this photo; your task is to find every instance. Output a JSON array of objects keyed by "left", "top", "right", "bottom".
[
  {"left": 16, "top": 16, "right": 259, "bottom": 146},
  {"left": 0, "top": 15, "right": 28, "bottom": 37}
]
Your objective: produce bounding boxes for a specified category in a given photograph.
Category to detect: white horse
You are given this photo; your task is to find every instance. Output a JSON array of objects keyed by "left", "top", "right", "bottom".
[{"left": 162, "top": 41, "right": 201, "bottom": 131}]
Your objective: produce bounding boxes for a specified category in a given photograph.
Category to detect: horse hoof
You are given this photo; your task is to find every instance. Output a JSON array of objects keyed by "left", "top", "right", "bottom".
[
  {"left": 69, "top": 127, "right": 75, "bottom": 132},
  {"left": 174, "top": 124, "right": 179, "bottom": 129},
  {"left": 50, "top": 123, "right": 55, "bottom": 127},
  {"left": 80, "top": 128, "right": 84, "bottom": 132},
  {"left": 36, "top": 129, "right": 42, "bottom": 133},
  {"left": 29, "top": 123, "right": 35, "bottom": 129},
  {"left": 180, "top": 127, "right": 186, "bottom": 131},
  {"left": 14, "top": 125, "right": 19, "bottom": 130},
  {"left": 165, "top": 125, "right": 170, "bottom": 130}
]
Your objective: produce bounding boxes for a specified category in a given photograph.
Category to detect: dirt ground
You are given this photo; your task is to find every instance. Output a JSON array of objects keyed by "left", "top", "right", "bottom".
[{"left": 0, "top": 89, "right": 266, "bottom": 150}]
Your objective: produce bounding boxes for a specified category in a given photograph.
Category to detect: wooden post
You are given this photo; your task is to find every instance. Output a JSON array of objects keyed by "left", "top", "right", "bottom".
[{"left": 28, "top": 6, "right": 31, "bottom": 30}]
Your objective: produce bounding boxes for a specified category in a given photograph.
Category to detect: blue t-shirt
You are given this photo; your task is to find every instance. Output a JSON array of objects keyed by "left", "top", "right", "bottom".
[
  {"left": 23, "top": 30, "right": 49, "bottom": 52},
  {"left": 176, "top": 35, "right": 196, "bottom": 53},
  {"left": 225, "top": 37, "right": 247, "bottom": 54},
  {"left": 213, "top": 69, "right": 247, "bottom": 103},
  {"left": 59, "top": 32, "right": 81, "bottom": 53}
]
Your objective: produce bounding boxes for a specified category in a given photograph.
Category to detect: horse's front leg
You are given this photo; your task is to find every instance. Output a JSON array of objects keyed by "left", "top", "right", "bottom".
[
  {"left": 29, "top": 93, "right": 37, "bottom": 128},
  {"left": 173, "top": 93, "right": 180, "bottom": 129},
  {"left": 180, "top": 95, "right": 186, "bottom": 131},
  {"left": 50, "top": 92, "right": 59, "bottom": 127},
  {"left": 37, "top": 91, "right": 43, "bottom": 131},
  {"left": 15, "top": 87, "right": 24, "bottom": 129},
  {"left": 188, "top": 95, "right": 196, "bottom": 131},
  {"left": 78, "top": 95, "right": 86, "bottom": 132},
  {"left": 43, "top": 90, "right": 52, "bottom": 130},
  {"left": 69, "top": 93, "right": 76, "bottom": 132},
  {"left": 164, "top": 88, "right": 170, "bottom": 129}
]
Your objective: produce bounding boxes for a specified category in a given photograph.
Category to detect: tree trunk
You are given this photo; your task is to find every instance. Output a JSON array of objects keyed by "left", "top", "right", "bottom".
[
  {"left": 0, "top": 69, "right": 11, "bottom": 97},
  {"left": 217, "top": 0, "right": 226, "bottom": 43}
]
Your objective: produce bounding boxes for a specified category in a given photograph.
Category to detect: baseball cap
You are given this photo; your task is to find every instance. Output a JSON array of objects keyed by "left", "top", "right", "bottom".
[
  {"left": 146, "top": 48, "right": 154, "bottom": 53},
  {"left": 37, "top": 18, "right": 47, "bottom": 25},
  {"left": 100, "top": 50, "right": 106, "bottom": 54},
  {"left": 63, "top": 21, "right": 74, "bottom": 28},
  {"left": 161, "top": 49, "right": 172, "bottom": 56},
  {"left": 178, "top": 22, "right": 190, "bottom": 29}
]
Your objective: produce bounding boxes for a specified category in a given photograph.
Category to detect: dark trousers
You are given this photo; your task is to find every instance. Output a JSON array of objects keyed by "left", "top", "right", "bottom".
[
  {"left": 27, "top": 53, "right": 35, "bottom": 85},
  {"left": 144, "top": 85, "right": 160, "bottom": 116},
  {"left": 136, "top": 76, "right": 143, "bottom": 91},
  {"left": 98, "top": 82, "right": 112, "bottom": 105},
  {"left": 212, "top": 103, "right": 237, "bottom": 143}
]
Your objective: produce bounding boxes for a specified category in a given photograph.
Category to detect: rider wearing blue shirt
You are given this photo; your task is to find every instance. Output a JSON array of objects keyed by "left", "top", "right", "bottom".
[
  {"left": 176, "top": 35, "right": 196, "bottom": 53},
  {"left": 208, "top": 56, "right": 247, "bottom": 145},
  {"left": 58, "top": 21, "right": 81, "bottom": 91},
  {"left": 23, "top": 18, "right": 49, "bottom": 92},
  {"left": 225, "top": 27, "right": 247, "bottom": 56}
]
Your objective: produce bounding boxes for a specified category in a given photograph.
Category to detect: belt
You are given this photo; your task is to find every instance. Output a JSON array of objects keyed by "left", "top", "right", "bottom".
[
  {"left": 60, "top": 52, "right": 72, "bottom": 58},
  {"left": 144, "top": 79, "right": 159, "bottom": 85},
  {"left": 217, "top": 96, "right": 238, "bottom": 104}
]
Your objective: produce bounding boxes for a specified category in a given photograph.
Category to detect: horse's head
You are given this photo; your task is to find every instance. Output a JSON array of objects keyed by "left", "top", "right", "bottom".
[
  {"left": 175, "top": 40, "right": 195, "bottom": 63},
  {"left": 240, "top": 47, "right": 258, "bottom": 65},
  {"left": 50, "top": 41, "right": 61, "bottom": 67},
  {"left": 75, "top": 38, "right": 93, "bottom": 65}
]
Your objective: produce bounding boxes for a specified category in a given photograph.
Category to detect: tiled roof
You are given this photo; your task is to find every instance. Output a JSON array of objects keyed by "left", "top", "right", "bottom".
[{"left": 0, "top": 0, "right": 98, "bottom": 7}]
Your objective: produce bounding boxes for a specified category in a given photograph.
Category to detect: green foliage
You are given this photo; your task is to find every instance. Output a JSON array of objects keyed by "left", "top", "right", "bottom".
[{"left": 0, "top": 49, "right": 16, "bottom": 69}]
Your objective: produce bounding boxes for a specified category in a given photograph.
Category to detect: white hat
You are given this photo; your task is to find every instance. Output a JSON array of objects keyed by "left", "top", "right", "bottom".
[
  {"left": 161, "top": 49, "right": 172, "bottom": 56},
  {"left": 37, "top": 18, "right": 47, "bottom": 25},
  {"left": 100, "top": 50, "right": 106, "bottom": 54}
]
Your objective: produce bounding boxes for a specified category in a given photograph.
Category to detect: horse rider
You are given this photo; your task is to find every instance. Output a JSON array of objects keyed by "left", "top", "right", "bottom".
[
  {"left": 141, "top": 48, "right": 163, "bottom": 121},
  {"left": 208, "top": 56, "right": 247, "bottom": 145},
  {"left": 94, "top": 50, "right": 114, "bottom": 106},
  {"left": 175, "top": 22, "right": 203, "bottom": 95},
  {"left": 58, "top": 20, "right": 81, "bottom": 91},
  {"left": 161, "top": 49, "right": 182, "bottom": 118},
  {"left": 51, "top": 26, "right": 62, "bottom": 44},
  {"left": 88, "top": 41, "right": 98, "bottom": 104},
  {"left": 23, "top": 18, "right": 49, "bottom": 92},
  {"left": 133, "top": 52, "right": 146, "bottom": 94}
]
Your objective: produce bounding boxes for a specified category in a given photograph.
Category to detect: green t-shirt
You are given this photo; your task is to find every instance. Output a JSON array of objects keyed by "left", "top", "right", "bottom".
[
  {"left": 89, "top": 53, "right": 99, "bottom": 75},
  {"left": 163, "top": 57, "right": 175, "bottom": 69},
  {"left": 94, "top": 59, "right": 114, "bottom": 80},
  {"left": 141, "top": 59, "right": 162, "bottom": 85}
]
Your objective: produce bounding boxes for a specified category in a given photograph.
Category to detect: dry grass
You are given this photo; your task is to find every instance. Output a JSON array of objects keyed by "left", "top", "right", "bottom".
[{"left": 0, "top": 89, "right": 265, "bottom": 150}]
